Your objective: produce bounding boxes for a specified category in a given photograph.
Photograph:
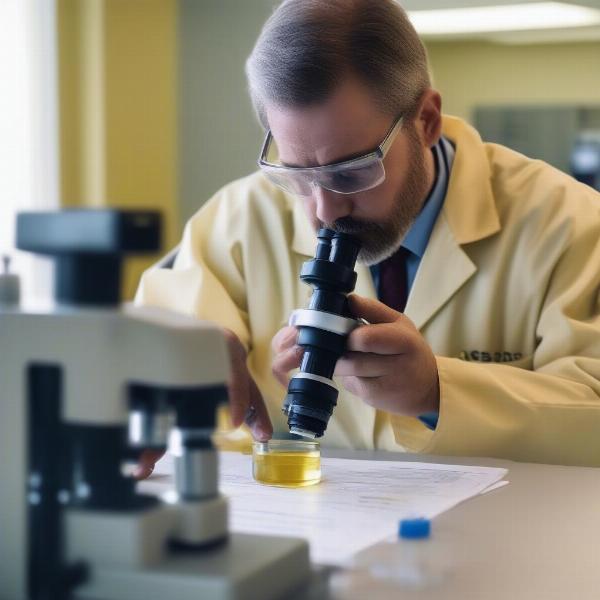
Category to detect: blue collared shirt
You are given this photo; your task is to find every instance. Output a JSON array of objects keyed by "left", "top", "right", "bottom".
[{"left": 370, "top": 136, "right": 455, "bottom": 430}]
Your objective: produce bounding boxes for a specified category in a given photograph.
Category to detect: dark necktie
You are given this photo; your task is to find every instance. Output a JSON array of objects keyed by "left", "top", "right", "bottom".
[{"left": 378, "top": 246, "right": 410, "bottom": 313}]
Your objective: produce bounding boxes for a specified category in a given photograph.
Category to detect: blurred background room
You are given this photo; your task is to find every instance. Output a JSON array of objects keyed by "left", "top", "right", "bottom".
[{"left": 2, "top": 0, "right": 600, "bottom": 302}]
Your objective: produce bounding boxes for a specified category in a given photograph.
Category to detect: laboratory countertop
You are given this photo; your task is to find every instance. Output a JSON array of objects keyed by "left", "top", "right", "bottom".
[{"left": 294, "top": 449, "right": 600, "bottom": 600}]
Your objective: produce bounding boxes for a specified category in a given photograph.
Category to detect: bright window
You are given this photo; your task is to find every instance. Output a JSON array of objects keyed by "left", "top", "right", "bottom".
[{"left": 0, "top": 0, "right": 59, "bottom": 300}]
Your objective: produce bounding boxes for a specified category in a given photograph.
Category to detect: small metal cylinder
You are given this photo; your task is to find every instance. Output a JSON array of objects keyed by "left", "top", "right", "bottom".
[
  {"left": 128, "top": 409, "right": 173, "bottom": 448},
  {"left": 169, "top": 428, "right": 218, "bottom": 500}
]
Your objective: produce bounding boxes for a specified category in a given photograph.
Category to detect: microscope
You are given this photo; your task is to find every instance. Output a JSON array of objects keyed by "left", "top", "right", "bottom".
[
  {"left": 283, "top": 229, "right": 361, "bottom": 439},
  {"left": 0, "top": 210, "right": 309, "bottom": 600}
]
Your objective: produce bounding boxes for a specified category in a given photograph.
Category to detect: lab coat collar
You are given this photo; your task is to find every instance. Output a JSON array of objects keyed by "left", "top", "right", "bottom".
[
  {"left": 441, "top": 115, "right": 501, "bottom": 244},
  {"left": 403, "top": 116, "right": 501, "bottom": 329}
]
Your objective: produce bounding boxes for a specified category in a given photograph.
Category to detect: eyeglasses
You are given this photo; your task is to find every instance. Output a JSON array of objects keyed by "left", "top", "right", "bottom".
[{"left": 258, "top": 114, "right": 404, "bottom": 197}]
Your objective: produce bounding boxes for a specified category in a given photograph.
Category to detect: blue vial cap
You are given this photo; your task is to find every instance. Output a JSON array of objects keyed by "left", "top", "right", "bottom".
[{"left": 398, "top": 518, "right": 431, "bottom": 539}]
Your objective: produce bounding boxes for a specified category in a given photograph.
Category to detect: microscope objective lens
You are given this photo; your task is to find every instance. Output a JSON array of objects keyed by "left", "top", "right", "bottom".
[{"left": 283, "top": 228, "right": 361, "bottom": 439}]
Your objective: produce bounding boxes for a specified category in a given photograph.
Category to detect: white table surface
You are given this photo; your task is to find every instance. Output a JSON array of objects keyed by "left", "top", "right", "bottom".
[
  {"left": 298, "top": 449, "right": 600, "bottom": 600},
  {"left": 146, "top": 448, "right": 600, "bottom": 600}
]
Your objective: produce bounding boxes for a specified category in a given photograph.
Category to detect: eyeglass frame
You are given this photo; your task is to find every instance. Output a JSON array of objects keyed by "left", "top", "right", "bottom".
[{"left": 257, "top": 113, "right": 405, "bottom": 189}]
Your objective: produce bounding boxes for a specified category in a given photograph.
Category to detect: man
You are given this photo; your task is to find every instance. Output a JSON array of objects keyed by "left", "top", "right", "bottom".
[{"left": 136, "top": 0, "right": 600, "bottom": 475}]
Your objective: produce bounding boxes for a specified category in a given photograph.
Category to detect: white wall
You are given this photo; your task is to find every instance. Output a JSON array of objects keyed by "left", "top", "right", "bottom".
[{"left": 0, "top": 0, "right": 59, "bottom": 300}]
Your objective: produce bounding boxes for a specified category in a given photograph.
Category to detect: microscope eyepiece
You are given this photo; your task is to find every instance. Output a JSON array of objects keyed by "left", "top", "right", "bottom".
[{"left": 283, "top": 229, "right": 361, "bottom": 438}]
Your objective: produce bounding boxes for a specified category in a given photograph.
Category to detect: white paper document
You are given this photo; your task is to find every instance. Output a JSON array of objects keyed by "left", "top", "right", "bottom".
[{"left": 145, "top": 452, "right": 508, "bottom": 566}]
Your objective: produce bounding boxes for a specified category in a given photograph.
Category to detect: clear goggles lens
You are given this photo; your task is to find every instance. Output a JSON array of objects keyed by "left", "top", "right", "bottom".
[{"left": 261, "top": 159, "right": 386, "bottom": 197}]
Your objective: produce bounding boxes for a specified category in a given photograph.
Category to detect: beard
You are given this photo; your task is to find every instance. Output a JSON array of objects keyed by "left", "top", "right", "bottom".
[{"left": 323, "top": 124, "right": 431, "bottom": 266}]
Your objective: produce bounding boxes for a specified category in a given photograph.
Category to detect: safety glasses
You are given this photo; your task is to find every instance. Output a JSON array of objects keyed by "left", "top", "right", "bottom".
[{"left": 258, "top": 114, "right": 404, "bottom": 197}]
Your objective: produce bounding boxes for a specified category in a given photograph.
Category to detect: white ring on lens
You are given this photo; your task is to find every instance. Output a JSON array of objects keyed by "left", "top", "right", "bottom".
[
  {"left": 289, "top": 427, "right": 318, "bottom": 439},
  {"left": 288, "top": 309, "right": 359, "bottom": 336},
  {"left": 291, "top": 372, "right": 338, "bottom": 390}
]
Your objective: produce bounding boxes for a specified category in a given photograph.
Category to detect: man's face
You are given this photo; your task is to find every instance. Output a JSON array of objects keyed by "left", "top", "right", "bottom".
[{"left": 266, "top": 78, "right": 435, "bottom": 265}]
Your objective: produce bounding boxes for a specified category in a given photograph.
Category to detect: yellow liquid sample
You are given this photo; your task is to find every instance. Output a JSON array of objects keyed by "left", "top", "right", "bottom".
[{"left": 253, "top": 451, "right": 321, "bottom": 487}]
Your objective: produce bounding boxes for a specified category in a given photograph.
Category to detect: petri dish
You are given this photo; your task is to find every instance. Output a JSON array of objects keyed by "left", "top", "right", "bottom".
[{"left": 252, "top": 439, "right": 321, "bottom": 487}]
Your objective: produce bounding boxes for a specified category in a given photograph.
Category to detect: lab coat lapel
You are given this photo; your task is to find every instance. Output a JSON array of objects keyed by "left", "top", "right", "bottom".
[
  {"left": 404, "top": 213, "right": 476, "bottom": 331},
  {"left": 405, "top": 116, "right": 502, "bottom": 330}
]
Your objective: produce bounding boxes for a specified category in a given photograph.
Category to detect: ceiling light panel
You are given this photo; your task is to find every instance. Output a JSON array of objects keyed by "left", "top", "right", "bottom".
[{"left": 408, "top": 2, "right": 600, "bottom": 36}]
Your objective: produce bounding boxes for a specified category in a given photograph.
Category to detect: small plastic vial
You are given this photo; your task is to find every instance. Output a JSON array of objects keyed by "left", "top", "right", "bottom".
[
  {"left": 252, "top": 439, "right": 321, "bottom": 487},
  {"left": 373, "top": 518, "right": 442, "bottom": 589},
  {"left": 330, "top": 518, "right": 443, "bottom": 599}
]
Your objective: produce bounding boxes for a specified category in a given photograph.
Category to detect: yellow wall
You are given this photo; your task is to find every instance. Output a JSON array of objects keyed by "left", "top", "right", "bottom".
[
  {"left": 426, "top": 40, "right": 600, "bottom": 122},
  {"left": 57, "top": 0, "right": 179, "bottom": 299}
]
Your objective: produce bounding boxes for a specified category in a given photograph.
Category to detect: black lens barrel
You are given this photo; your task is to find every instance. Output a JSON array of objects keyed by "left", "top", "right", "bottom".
[
  {"left": 284, "top": 228, "right": 360, "bottom": 438},
  {"left": 308, "top": 289, "right": 348, "bottom": 314}
]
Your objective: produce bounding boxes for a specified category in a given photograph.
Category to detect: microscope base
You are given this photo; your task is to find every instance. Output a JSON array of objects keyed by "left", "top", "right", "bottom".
[{"left": 72, "top": 532, "right": 310, "bottom": 600}]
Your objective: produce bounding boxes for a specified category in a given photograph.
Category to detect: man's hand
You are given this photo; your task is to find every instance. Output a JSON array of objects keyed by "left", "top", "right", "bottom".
[
  {"left": 336, "top": 295, "right": 439, "bottom": 416},
  {"left": 222, "top": 328, "right": 273, "bottom": 441},
  {"left": 271, "top": 325, "right": 303, "bottom": 387},
  {"left": 271, "top": 294, "right": 439, "bottom": 416},
  {"left": 136, "top": 328, "right": 273, "bottom": 480}
]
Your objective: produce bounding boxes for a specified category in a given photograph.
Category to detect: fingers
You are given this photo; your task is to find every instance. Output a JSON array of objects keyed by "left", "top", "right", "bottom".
[
  {"left": 134, "top": 449, "right": 165, "bottom": 480},
  {"left": 346, "top": 321, "right": 415, "bottom": 355},
  {"left": 335, "top": 352, "right": 400, "bottom": 377},
  {"left": 344, "top": 295, "right": 417, "bottom": 355},
  {"left": 246, "top": 377, "right": 273, "bottom": 441},
  {"left": 271, "top": 326, "right": 298, "bottom": 354},
  {"left": 223, "top": 329, "right": 253, "bottom": 428},
  {"left": 338, "top": 375, "right": 384, "bottom": 406},
  {"left": 348, "top": 294, "right": 401, "bottom": 324},
  {"left": 222, "top": 329, "right": 273, "bottom": 439},
  {"left": 271, "top": 344, "right": 304, "bottom": 387},
  {"left": 271, "top": 325, "right": 301, "bottom": 387}
]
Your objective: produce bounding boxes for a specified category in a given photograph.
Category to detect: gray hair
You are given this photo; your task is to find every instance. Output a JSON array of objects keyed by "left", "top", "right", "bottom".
[{"left": 245, "top": 0, "right": 431, "bottom": 129}]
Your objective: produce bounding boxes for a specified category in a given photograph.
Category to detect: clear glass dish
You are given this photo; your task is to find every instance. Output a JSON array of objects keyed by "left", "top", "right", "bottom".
[{"left": 252, "top": 439, "right": 321, "bottom": 487}]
